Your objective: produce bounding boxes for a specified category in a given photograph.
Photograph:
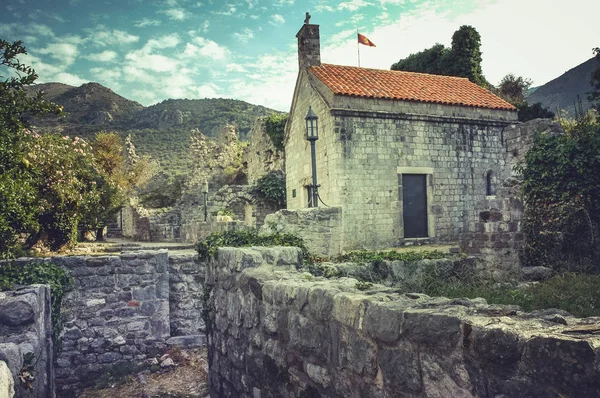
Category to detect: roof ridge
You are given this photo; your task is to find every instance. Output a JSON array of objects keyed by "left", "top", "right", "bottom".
[{"left": 316, "top": 63, "right": 470, "bottom": 81}]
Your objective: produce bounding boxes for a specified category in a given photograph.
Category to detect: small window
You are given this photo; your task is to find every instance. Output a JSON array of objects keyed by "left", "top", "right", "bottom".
[{"left": 486, "top": 171, "right": 496, "bottom": 196}]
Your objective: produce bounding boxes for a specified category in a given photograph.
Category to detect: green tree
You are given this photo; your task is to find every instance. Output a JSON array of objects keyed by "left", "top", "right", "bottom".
[
  {"left": 0, "top": 39, "right": 61, "bottom": 257},
  {"left": 391, "top": 44, "right": 449, "bottom": 75},
  {"left": 391, "top": 26, "right": 489, "bottom": 87},
  {"left": 449, "top": 25, "right": 486, "bottom": 86},
  {"left": 588, "top": 47, "right": 600, "bottom": 113},
  {"left": 496, "top": 73, "right": 555, "bottom": 121}
]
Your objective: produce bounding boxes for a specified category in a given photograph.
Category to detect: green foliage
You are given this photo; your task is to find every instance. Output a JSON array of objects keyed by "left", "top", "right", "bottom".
[
  {"left": 0, "top": 39, "right": 62, "bottom": 257},
  {"left": 333, "top": 249, "right": 450, "bottom": 263},
  {"left": 264, "top": 114, "right": 288, "bottom": 151},
  {"left": 517, "top": 113, "right": 600, "bottom": 271},
  {"left": 217, "top": 208, "right": 235, "bottom": 217},
  {"left": 197, "top": 228, "right": 309, "bottom": 262},
  {"left": 391, "top": 26, "right": 489, "bottom": 87},
  {"left": 0, "top": 260, "right": 72, "bottom": 343},
  {"left": 516, "top": 102, "right": 555, "bottom": 122},
  {"left": 589, "top": 47, "right": 600, "bottom": 113},
  {"left": 355, "top": 281, "right": 373, "bottom": 291},
  {"left": 421, "top": 273, "right": 600, "bottom": 318},
  {"left": 497, "top": 74, "right": 532, "bottom": 106},
  {"left": 391, "top": 44, "right": 449, "bottom": 75},
  {"left": 253, "top": 170, "right": 286, "bottom": 208}
]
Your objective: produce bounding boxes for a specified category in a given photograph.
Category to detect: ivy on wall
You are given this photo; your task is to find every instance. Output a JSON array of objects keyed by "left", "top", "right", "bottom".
[
  {"left": 517, "top": 113, "right": 600, "bottom": 271},
  {"left": 253, "top": 170, "right": 286, "bottom": 208},
  {"left": 264, "top": 114, "right": 288, "bottom": 152}
]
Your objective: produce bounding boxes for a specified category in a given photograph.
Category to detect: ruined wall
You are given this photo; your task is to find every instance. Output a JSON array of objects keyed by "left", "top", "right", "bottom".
[
  {"left": 458, "top": 118, "right": 566, "bottom": 278},
  {"left": 207, "top": 246, "right": 600, "bottom": 398},
  {"left": 51, "top": 252, "right": 170, "bottom": 393},
  {"left": 0, "top": 284, "right": 54, "bottom": 398},
  {"left": 261, "top": 207, "right": 343, "bottom": 256},
  {"left": 0, "top": 251, "right": 208, "bottom": 396},
  {"left": 245, "top": 117, "right": 285, "bottom": 185}
]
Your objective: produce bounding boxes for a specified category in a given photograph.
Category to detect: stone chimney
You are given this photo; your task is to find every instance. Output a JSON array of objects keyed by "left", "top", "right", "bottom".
[{"left": 296, "top": 13, "right": 320, "bottom": 69}]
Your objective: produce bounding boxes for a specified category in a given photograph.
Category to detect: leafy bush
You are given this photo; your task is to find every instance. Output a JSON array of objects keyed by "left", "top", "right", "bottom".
[
  {"left": 333, "top": 249, "right": 451, "bottom": 264},
  {"left": 0, "top": 260, "right": 72, "bottom": 343},
  {"left": 517, "top": 112, "right": 600, "bottom": 272},
  {"left": 253, "top": 170, "right": 286, "bottom": 208},
  {"left": 197, "top": 228, "right": 309, "bottom": 262},
  {"left": 264, "top": 114, "right": 288, "bottom": 151}
]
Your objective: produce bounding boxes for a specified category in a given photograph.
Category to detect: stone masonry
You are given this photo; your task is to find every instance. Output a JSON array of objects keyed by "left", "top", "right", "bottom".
[
  {"left": 285, "top": 22, "right": 518, "bottom": 251},
  {"left": 168, "top": 253, "right": 206, "bottom": 337},
  {"left": 0, "top": 284, "right": 54, "bottom": 398},
  {"left": 207, "top": 246, "right": 600, "bottom": 397}
]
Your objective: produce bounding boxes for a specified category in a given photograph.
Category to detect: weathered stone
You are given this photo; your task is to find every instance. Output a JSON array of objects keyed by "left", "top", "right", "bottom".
[
  {"left": 521, "top": 266, "right": 555, "bottom": 282},
  {"left": 0, "top": 300, "right": 35, "bottom": 326},
  {"left": 0, "top": 361, "right": 14, "bottom": 398}
]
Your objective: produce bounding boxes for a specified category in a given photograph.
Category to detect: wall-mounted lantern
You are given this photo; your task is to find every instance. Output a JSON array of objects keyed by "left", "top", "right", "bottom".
[{"left": 305, "top": 106, "right": 319, "bottom": 207}]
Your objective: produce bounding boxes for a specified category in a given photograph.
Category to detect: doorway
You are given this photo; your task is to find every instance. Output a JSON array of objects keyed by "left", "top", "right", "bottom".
[{"left": 402, "top": 174, "right": 428, "bottom": 238}]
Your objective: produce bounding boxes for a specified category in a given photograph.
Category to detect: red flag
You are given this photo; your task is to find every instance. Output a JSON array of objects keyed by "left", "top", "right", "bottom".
[{"left": 358, "top": 33, "right": 376, "bottom": 47}]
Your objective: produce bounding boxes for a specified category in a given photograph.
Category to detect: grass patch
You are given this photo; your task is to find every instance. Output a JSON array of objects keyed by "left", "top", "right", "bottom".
[
  {"left": 422, "top": 273, "right": 600, "bottom": 317},
  {"left": 333, "top": 249, "right": 451, "bottom": 263}
]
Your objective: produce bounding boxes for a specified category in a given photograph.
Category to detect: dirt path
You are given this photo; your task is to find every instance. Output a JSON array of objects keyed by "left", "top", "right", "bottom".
[{"left": 78, "top": 347, "right": 209, "bottom": 398}]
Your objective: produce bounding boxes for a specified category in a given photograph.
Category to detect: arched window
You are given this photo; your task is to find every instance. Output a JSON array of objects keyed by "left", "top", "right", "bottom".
[{"left": 486, "top": 170, "right": 497, "bottom": 196}]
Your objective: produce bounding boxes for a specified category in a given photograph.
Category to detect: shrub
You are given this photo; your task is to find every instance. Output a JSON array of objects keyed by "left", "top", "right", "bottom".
[
  {"left": 197, "top": 228, "right": 309, "bottom": 262},
  {"left": 253, "top": 170, "right": 286, "bottom": 208},
  {"left": 517, "top": 112, "right": 600, "bottom": 272},
  {"left": 0, "top": 260, "right": 72, "bottom": 344}
]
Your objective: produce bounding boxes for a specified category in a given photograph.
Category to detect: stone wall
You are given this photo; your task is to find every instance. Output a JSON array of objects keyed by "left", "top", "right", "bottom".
[
  {"left": 286, "top": 69, "right": 518, "bottom": 250},
  {"left": 51, "top": 251, "right": 171, "bottom": 394},
  {"left": 244, "top": 117, "right": 285, "bottom": 185},
  {"left": 123, "top": 184, "right": 279, "bottom": 243},
  {"left": 0, "top": 251, "right": 209, "bottom": 396},
  {"left": 504, "top": 118, "right": 564, "bottom": 169},
  {"left": 261, "top": 207, "right": 343, "bottom": 256},
  {"left": 207, "top": 246, "right": 600, "bottom": 397},
  {"left": 168, "top": 253, "right": 206, "bottom": 337},
  {"left": 0, "top": 284, "right": 54, "bottom": 398}
]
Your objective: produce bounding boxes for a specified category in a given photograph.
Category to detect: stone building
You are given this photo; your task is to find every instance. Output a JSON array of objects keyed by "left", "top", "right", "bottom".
[{"left": 284, "top": 20, "right": 518, "bottom": 250}]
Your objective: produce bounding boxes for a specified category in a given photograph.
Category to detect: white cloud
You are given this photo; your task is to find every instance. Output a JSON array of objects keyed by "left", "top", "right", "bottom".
[
  {"left": 226, "top": 63, "right": 247, "bottom": 72},
  {"left": 125, "top": 52, "right": 178, "bottom": 73},
  {"left": 186, "top": 37, "right": 228, "bottom": 60},
  {"left": 134, "top": 18, "right": 162, "bottom": 27},
  {"left": 88, "top": 26, "right": 139, "bottom": 46},
  {"left": 53, "top": 72, "right": 87, "bottom": 86},
  {"left": 86, "top": 50, "right": 117, "bottom": 62},
  {"left": 215, "top": 5, "right": 237, "bottom": 15},
  {"left": 28, "top": 23, "right": 55, "bottom": 38},
  {"left": 270, "top": 14, "right": 285, "bottom": 25},
  {"left": 275, "top": 0, "right": 294, "bottom": 5},
  {"left": 160, "top": 8, "right": 189, "bottom": 20},
  {"left": 90, "top": 67, "right": 122, "bottom": 82},
  {"left": 315, "top": 4, "right": 334, "bottom": 12},
  {"left": 36, "top": 42, "right": 79, "bottom": 65},
  {"left": 196, "top": 83, "right": 222, "bottom": 98},
  {"left": 232, "top": 28, "right": 254, "bottom": 43},
  {"left": 338, "top": 0, "right": 371, "bottom": 11},
  {"left": 144, "top": 34, "right": 181, "bottom": 51}
]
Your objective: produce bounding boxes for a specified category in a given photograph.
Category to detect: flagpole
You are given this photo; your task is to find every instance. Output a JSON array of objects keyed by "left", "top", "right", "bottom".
[{"left": 357, "top": 28, "right": 360, "bottom": 67}]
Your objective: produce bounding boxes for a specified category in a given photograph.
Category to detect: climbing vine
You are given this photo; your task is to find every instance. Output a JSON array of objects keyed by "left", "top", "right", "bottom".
[
  {"left": 517, "top": 112, "right": 600, "bottom": 272},
  {"left": 253, "top": 170, "right": 286, "bottom": 208},
  {"left": 264, "top": 114, "right": 288, "bottom": 151}
]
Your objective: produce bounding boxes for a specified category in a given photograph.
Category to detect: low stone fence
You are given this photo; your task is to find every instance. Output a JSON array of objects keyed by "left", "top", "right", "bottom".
[
  {"left": 0, "top": 284, "right": 54, "bottom": 398},
  {"left": 207, "top": 246, "right": 600, "bottom": 397},
  {"left": 261, "top": 207, "right": 343, "bottom": 256}
]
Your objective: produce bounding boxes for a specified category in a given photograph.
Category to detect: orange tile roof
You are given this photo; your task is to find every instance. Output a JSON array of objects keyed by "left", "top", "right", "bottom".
[{"left": 310, "top": 63, "right": 516, "bottom": 111}]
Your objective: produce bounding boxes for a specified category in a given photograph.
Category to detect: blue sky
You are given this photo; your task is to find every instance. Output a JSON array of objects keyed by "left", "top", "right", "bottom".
[{"left": 1, "top": 0, "right": 598, "bottom": 111}]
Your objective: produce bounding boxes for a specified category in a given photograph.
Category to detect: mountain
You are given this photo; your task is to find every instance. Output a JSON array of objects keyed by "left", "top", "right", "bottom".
[
  {"left": 527, "top": 57, "right": 597, "bottom": 115},
  {"left": 24, "top": 81, "right": 280, "bottom": 180}
]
